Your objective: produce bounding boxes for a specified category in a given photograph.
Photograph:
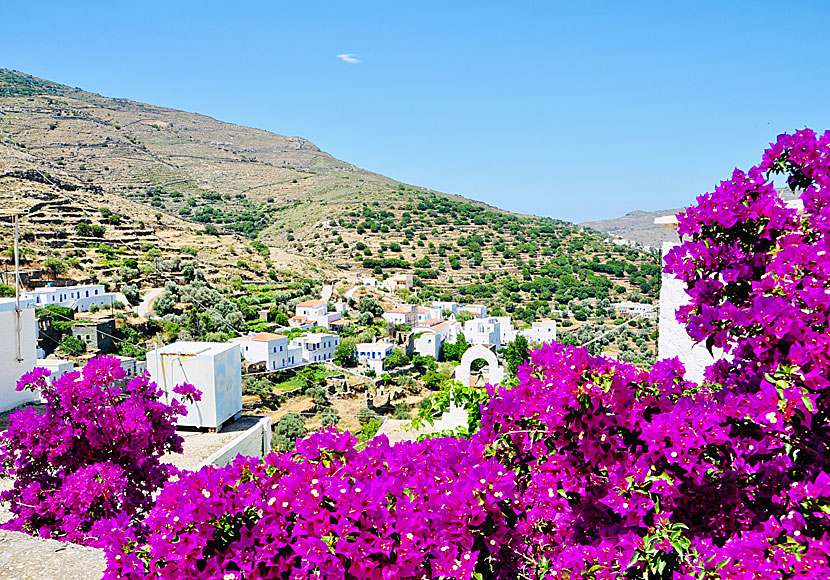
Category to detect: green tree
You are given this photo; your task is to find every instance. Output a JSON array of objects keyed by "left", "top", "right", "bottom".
[
  {"left": 305, "top": 386, "right": 330, "bottom": 408},
  {"left": 60, "top": 335, "right": 86, "bottom": 356},
  {"left": 320, "top": 407, "right": 339, "bottom": 428},
  {"left": 384, "top": 349, "right": 409, "bottom": 370},
  {"left": 412, "top": 354, "right": 437, "bottom": 375},
  {"left": 358, "top": 297, "right": 384, "bottom": 317},
  {"left": 334, "top": 340, "right": 357, "bottom": 367},
  {"left": 357, "top": 406, "right": 378, "bottom": 424},
  {"left": 273, "top": 412, "right": 307, "bottom": 451},
  {"left": 504, "top": 334, "right": 530, "bottom": 376},
  {"left": 43, "top": 257, "right": 68, "bottom": 279}
]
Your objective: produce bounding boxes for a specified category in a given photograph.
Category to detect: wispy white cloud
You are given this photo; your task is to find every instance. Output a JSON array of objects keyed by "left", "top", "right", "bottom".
[{"left": 336, "top": 53, "right": 361, "bottom": 64}]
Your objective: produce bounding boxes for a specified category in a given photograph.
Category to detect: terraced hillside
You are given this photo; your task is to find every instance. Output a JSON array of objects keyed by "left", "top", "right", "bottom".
[{"left": 0, "top": 69, "right": 661, "bottom": 359}]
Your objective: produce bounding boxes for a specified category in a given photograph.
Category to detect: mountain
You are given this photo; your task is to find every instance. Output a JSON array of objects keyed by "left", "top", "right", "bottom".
[
  {"left": 582, "top": 208, "right": 684, "bottom": 249},
  {"left": 0, "top": 69, "right": 661, "bottom": 358},
  {"left": 583, "top": 188, "right": 799, "bottom": 249}
]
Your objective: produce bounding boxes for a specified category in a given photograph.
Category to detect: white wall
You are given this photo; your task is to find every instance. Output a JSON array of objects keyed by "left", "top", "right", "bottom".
[
  {"left": 0, "top": 299, "right": 39, "bottom": 412},
  {"left": 414, "top": 332, "right": 441, "bottom": 359},
  {"left": 463, "top": 318, "right": 501, "bottom": 347},
  {"left": 657, "top": 240, "right": 721, "bottom": 383},
  {"left": 147, "top": 342, "right": 242, "bottom": 429}
]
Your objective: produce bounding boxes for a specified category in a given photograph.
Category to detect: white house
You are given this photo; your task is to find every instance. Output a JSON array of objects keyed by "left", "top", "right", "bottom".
[
  {"left": 383, "top": 305, "right": 419, "bottom": 326},
  {"left": 495, "top": 316, "right": 517, "bottom": 344},
  {"left": 614, "top": 301, "right": 658, "bottom": 320},
  {"left": 463, "top": 317, "right": 502, "bottom": 347},
  {"left": 232, "top": 332, "right": 299, "bottom": 371},
  {"left": 362, "top": 277, "right": 378, "bottom": 287},
  {"left": 432, "top": 301, "right": 459, "bottom": 317},
  {"left": 416, "top": 306, "right": 443, "bottom": 323},
  {"left": 291, "top": 299, "right": 342, "bottom": 329},
  {"left": 523, "top": 321, "right": 558, "bottom": 345},
  {"left": 146, "top": 341, "right": 242, "bottom": 429},
  {"left": 382, "top": 273, "right": 413, "bottom": 292},
  {"left": 291, "top": 333, "right": 340, "bottom": 364},
  {"left": 35, "top": 358, "right": 75, "bottom": 384},
  {"left": 356, "top": 341, "right": 395, "bottom": 374},
  {"left": 461, "top": 304, "right": 488, "bottom": 319},
  {"left": 296, "top": 299, "right": 328, "bottom": 319},
  {"left": 413, "top": 330, "right": 441, "bottom": 359},
  {"left": 428, "top": 320, "right": 462, "bottom": 345},
  {"left": 0, "top": 297, "right": 39, "bottom": 412},
  {"left": 26, "top": 283, "right": 117, "bottom": 313}
]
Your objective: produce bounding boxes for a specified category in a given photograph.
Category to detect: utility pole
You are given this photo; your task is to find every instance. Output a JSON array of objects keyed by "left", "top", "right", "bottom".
[{"left": 1, "top": 208, "right": 26, "bottom": 362}]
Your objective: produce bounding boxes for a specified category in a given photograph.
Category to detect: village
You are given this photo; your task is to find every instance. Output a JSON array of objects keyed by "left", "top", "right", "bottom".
[{"left": 0, "top": 216, "right": 666, "bottom": 443}]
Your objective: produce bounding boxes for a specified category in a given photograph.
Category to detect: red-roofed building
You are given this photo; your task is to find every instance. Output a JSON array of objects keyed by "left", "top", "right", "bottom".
[{"left": 232, "top": 332, "right": 299, "bottom": 371}]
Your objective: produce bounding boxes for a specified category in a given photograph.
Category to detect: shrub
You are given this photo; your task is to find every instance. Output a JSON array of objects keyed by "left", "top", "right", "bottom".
[
  {"left": 0, "top": 358, "right": 199, "bottom": 545},
  {"left": 59, "top": 334, "right": 85, "bottom": 355}
]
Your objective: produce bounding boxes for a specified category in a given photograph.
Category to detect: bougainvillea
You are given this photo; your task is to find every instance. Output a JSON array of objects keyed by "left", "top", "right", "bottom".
[
  {"left": 31, "top": 130, "right": 830, "bottom": 578},
  {"left": 102, "top": 430, "right": 516, "bottom": 579},
  {"left": 0, "top": 356, "right": 199, "bottom": 545}
]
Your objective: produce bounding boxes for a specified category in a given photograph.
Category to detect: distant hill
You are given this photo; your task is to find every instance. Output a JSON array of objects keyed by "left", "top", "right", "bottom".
[
  {"left": 582, "top": 208, "right": 684, "bottom": 249},
  {"left": 583, "top": 188, "right": 798, "bottom": 249}
]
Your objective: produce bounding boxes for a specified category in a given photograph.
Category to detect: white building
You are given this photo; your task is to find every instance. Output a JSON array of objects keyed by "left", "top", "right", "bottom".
[
  {"left": 362, "top": 277, "right": 378, "bottom": 287},
  {"left": 291, "top": 299, "right": 342, "bottom": 329},
  {"left": 523, "top": 320, "right": 558, "bottom": 345},
  {"left": 432, "top": 301, "right": 459, "bottom": 317},
  {"left": 429, "top": 320, "right": 462, "bottom": 345},
  {"left": 460, "top": 304, "right": 488, "bottom": 318},
  {"left": 35, "top": 358, "right": 75, "bottom": 384},
  {"left": 356, "top": 341, "right": 395, "bottom": 374},
  {"left": 383, "top": 305, "right": 419, "bottom": 326},
  {"left": 0, "top": 297, "right": 39, "bottom": 412},
  {"left": 495, "top": 316, "right": 517, "bottom": 344},
  {"left": 416, "top": 306, "right": 443, "bottom": 323},
  {"left": 146, "top": 341, "right": 242, "bottom": 429},
  {"left": 614, "top": 301, "right": 658, "bottom": 320},
  {"left": 25, "top": 284, "right": 117, "bottom": 313},
  {"left": 291, "top": 333, "right": 340, "bottom": 364},
  {"left": 382, "top": 273, "right": 413, "bottom": 292},
  {"left": 413, "top": 330, "right": 441, "bottom": 359},
  {"left": 463, "top": 317, "right": 502, "bottom": 347},
  {"left": 232, "top": 332, "right": 299, "bottom": 371},
  {"left": 655, "top": 215, "right": 724, "bottom": 383}
]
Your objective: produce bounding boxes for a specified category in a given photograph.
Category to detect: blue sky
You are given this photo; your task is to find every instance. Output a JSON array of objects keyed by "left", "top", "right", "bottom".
[{"left": 2, "top": 1, "right": 830, "bottom": 222}]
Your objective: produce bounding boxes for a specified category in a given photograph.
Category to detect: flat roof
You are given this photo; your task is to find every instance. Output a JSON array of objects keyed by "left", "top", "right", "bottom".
[
  {"left": 0, "top": 297, "right": 35, "bottom": 312},
  {"left": 151, "top": 341, "right": 238, "bottom": 357}
]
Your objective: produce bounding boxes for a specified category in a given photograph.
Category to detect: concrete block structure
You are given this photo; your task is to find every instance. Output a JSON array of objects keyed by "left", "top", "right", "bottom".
[
  {"left": 70, "top": 319, "right": 116, "bottom": 354},
  {"left": 147, "top": 341, "right": 242, "bottom": 429}
]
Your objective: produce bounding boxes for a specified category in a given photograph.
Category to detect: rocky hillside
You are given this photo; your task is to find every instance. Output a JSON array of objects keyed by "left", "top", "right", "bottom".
[{"left": 0, "top": 69, "right": 662, "bottom": 342}]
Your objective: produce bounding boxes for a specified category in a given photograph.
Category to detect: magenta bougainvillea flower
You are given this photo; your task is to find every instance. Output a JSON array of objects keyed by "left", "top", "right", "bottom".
[
  {"left": 7, "top": 129, "right": 830, "bottom": 579},
  {"left": 0, "top": 356, "right": 199, "bottom": 545}
]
